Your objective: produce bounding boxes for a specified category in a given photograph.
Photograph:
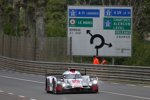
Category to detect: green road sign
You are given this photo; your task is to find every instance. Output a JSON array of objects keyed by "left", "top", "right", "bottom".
[
  {"left": 69, "top": 18, "right": 93, "bottom": 27},
  {"left": 104, "top": 18, "right": 131, "bottom": 30},
  {"left": 115, "top": 30, "right": 131, "bottom": 35}
]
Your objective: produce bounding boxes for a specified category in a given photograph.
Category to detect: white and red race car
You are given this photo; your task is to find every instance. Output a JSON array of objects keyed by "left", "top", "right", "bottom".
[{"left": 45, "top": 68, "right": 99, "bottom": 94}]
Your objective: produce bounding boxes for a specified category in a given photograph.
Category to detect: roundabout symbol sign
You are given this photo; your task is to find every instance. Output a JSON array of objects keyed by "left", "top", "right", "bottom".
[{"left": 87, "top": 30, "right": 112, "bottom": 56}]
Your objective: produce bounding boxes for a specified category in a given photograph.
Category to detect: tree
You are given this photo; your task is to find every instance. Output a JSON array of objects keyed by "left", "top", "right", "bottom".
[
  {"left": 45, "top": 0, "right": 66, "bottom": 37},
  {"left": 137, "top": 0, "right": 150, "bottom": 37}
]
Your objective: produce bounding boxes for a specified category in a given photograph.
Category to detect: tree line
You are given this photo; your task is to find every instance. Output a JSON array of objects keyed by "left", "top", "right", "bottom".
[{"left": 0, "top": 0, "right": 148, "bottom": 37}]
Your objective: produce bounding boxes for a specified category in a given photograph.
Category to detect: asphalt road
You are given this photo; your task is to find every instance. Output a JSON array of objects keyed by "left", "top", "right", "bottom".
[{"left": 0, "top": 70, "right": 150, "bottom": 100}]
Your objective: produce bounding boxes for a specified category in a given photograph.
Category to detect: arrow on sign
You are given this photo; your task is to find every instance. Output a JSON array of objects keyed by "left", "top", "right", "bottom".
[{"left": 86, "top": 30, "right": 112, "bottom": 49}]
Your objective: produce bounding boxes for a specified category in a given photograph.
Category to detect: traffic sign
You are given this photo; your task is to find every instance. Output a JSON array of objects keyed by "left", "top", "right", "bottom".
[
  {"left": 69, "top": 9, "right": 100, "bottom": 17},
  {"left": 69, "top": 18, "right": 93, "bottom": 27},
  {"left": 68, "top": 6, "right": 132, "bottom": 57},
  {"left": 104, "top": 18, "right": 131, "bottom": 30},
  {"left": 105, "top": 8, "right": 131, "bottom": 17}
]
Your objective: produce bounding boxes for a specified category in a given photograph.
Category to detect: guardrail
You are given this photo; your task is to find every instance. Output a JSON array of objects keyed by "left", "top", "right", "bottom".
[{"left": 0, "top": 56, "right": 150, "bottom": 84}]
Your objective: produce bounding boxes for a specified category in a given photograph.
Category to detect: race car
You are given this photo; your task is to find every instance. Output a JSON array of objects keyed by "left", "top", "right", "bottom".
[{"left": 45, "top": 68, "right": 99, "bottom": 94}]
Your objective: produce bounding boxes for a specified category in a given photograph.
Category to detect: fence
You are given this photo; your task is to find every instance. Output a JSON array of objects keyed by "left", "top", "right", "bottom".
[
  {"left": 0, "top": 34, "right": 70, "bottom": 62},
  {"left": 0, "top": 56, "right": 150, "bottom": 84}
]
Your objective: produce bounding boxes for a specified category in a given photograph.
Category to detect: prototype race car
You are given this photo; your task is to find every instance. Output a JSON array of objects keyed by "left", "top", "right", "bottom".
[{"left": 45, "top": 68, "right": 99, "bottom": 94}]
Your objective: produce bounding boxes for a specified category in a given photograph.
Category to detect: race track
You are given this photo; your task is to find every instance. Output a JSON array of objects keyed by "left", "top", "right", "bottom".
[{"left": 0, "top": 70, "right": 150, "bottom": 100}]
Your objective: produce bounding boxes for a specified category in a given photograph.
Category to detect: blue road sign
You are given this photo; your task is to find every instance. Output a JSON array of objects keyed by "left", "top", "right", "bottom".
[
  {"left": 69, "top": 9, "right": 100, "bottom": 17},
  {"left": 105, "top": 8, "right": 131, "bottom": 17}
]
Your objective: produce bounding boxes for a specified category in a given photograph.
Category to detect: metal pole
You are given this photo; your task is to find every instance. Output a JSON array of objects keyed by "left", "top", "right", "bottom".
[
  {"left": 2, "top": 34, "right": 4, "bottom": 56},
  {"left": 81, "top": 56, "right": 83, "bottom": 63},
  {"left": 70, "top": 37, "right": 73, "bottom": 62},
  {"left": 96, "top": 48, "right": 98, "bottom": 56},
  {"left": 112, "top": 57, "right": 115, "bottom": 65}
]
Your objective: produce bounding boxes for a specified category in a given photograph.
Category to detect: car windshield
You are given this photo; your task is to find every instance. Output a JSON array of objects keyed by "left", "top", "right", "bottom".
[{"left": 64, "top": 74, "right": 82, "bottom": 79}]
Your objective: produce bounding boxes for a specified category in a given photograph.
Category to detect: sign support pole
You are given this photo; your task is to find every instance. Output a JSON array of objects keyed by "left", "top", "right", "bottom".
[
  {"left": 69, "top": 37, "right": 73, "bottom": 62},
  {"left": 112, "top": 57, "right": 115, "bottom": 65},
  {"left": 96, "top": 49, "right": 98, "bottom": 56}
]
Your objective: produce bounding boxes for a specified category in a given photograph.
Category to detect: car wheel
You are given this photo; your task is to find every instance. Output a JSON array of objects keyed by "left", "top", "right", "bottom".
[
  {"left": 91, "top": 85, "right": 99, "bottom": 93},
  {"left": 52, "top": 79, "right": 57, "bottom": 94},
  {"left": 45, "top": 79, "right": 50, "bottom": 93}
]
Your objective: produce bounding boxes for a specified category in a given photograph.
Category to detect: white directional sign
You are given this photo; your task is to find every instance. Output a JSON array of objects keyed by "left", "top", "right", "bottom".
[{"left": 68, "top": 6, "right": 132, "bottom": 57}]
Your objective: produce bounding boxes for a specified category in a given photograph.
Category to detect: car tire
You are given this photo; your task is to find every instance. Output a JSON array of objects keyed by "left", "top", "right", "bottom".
[
  {"left": 91, "top": 85, "right": 99, "bottom": 93},
  {"left": 52, "top": 79, "right": 57, "bottom": 94},
  {"left": 45, "top": 79, "right": 50, "bottom": 93}
]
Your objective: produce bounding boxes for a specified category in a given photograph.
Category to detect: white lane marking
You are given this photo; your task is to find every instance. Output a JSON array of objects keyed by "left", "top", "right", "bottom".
[
  {"left": 30, "top": 99, "right": 37, "bottom": 100},
  {"left": 111, "top": 82, "right": 119, "bottom": 84},
  {"left": 102, "top": 91, "right": 150, "bottom": 100},
  {"left": 8, "top": 92, "right": 14, "bottom": 95},
  {"left": 0, "top": 75, "right": 44, "bottom": 84},
  {"left": 127, "top": 84, "right": 136, "bottom": 86},
  {"left": 19, "top": 95, "right": 25, "bottom": 98},
  {"left": 0, "top": 90, "right": 4, "bottom": 92},
  {"left": 144, "top": 86, "right": 150, "bottom": 88}
]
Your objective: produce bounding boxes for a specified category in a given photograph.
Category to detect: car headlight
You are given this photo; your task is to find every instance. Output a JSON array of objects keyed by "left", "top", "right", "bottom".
[
  {"left": 92, "top": 80, "right": 98, "bottom": 84},
  {"left": 62, "top": 83, "right": 66, "bottom": 87}
]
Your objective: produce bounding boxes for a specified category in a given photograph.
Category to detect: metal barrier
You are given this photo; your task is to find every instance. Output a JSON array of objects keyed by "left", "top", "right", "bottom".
[{"left": 0, "top": 56, "right": 150, "bottom": 84}]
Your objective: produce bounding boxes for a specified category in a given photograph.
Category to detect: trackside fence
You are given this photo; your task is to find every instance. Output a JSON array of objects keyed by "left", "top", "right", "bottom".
[{"left": 0, "top": 56, "right": 150, "bottom": 84}]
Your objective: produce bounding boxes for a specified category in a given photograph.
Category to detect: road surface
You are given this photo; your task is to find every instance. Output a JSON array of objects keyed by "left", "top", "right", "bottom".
[{"left": 0, "top": 70, "right": 150, "bottom": 100}]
